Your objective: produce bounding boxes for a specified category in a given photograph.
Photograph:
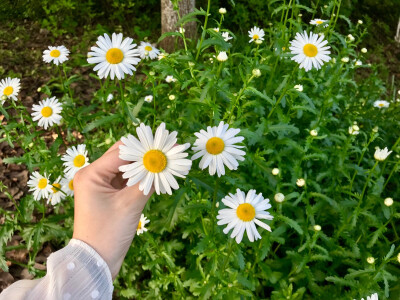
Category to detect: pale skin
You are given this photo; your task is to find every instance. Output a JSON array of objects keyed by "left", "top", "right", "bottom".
[{"left": 72, "top": 141, "right": 154, "bottom": 280}]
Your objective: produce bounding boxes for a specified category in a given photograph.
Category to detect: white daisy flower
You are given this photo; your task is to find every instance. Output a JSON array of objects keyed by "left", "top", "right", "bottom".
[
  {"left": 61, "top": 176, "right": 74, "bottom": 197},
  {"left": 248, "top": 26, "right": 265, "bottom": 43},
  {"left": 87, "top": 33, "right": 141, "bottom": 80},
  {"left": 0, "top": 77, "right": 20, "bottom": 102},
  {"left": 222, "top": 32, "right": 233, "bottom": 42},
  {"left": 191, "top": 121, "right": 246, "bottom": 177},
  {"left": 31, "top": 97, "right": 63, "bottom": 130},
  {"left": 289, "top": 31, "right": 331, "bottom": 71},
  {"left": 42, "top": 46, "right": 70, "bottom": 65},
  {"left": 27, "top": 172, "right": 52, "bottom": 201},
  {"left": 158, "top": 53, "right": 168, "bottom": 60},
  {"left": 136, "top": 214, "right": 150, "bottom": 235},
  {"left": 144, "top": 95, "right": 153, "bottom": 103},
  {"left": 217, "top": 189, "right": 273, "bottom": 244},
  {"left": 138, "top": 42, "right": 160, "bottom": 60},
  {"left": 62, "top": 144, "right": 90, "bottom": 178},
  {"left": 118, "top": 123, "right": 192, "bottom": 195},
  {"left": 355, "top": 60, "right": 362, "bottom": 66},
  {"left": 374, "top": 147, "right": 392, "bottom": 161},
  {"left": 373, "top": 100, "right": 389, "bottom": 108},
  {"left": 213, "top": 28, "right": 220, "bottom": 33},
  {"left": 310, "top": 19, "right": 328, "bottom": 27},
  {"left": 165, "top": 75, "right": 177, "bottom": 83},
  {"left": 217, "top": 51, "right": 228, "bottom": 62},
  {"left": 48, "top": 176, "right": 66, "bottom": 206}
]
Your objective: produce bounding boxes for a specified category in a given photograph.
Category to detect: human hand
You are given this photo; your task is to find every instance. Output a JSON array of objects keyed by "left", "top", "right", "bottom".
[{"left": 72, "top": 141, "right": 154, "bottom": 280}]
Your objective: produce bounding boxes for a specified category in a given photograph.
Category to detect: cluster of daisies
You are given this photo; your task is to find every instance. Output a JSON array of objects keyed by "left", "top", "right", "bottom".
[
  {"left": 27, "top": 144, "right": 89, "bottom": 205},
  {"left": 118, "top": 121, "right": 273, "bottom": 243}
]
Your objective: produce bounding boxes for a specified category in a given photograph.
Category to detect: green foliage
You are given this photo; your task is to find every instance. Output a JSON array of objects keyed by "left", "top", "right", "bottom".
[{"left": 1, "top": 0, "right": 400, "bottom": 299}]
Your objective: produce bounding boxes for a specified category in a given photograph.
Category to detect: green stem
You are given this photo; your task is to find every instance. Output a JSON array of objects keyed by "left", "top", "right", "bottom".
[
  {"left": 62, "top": 64, "right": 74, "bottom": 100},
  {"left": 359, "top": 161, "right": 379, "bottom": 203},
  {"left": 221, "top": 240, "right": 234, "bottom": 270},
  {"left": 311, "top": 0, "right": 320, "bottom": 20},
  {"left": 210, "top": 178, "right": 219, "bottom": 236},
  {"left": 349, "top": 132, "right": 376, "bottom": 192},
  {"left": 227, "top": 75, "right": 255, "bottom": 123},
  {"left": 383, "top": 159, "right": 400, "bottom": 190},
  {"left": 195, "top": 0, "right": 211, "bottom": 60},
  {"left": 267, "top": 67, "right": 297, "bottom": 119}
]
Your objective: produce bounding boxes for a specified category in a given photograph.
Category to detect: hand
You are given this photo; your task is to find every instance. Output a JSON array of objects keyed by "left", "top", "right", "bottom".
[{"left": 72, "top": 141, "right": 154, "bottom": 280}]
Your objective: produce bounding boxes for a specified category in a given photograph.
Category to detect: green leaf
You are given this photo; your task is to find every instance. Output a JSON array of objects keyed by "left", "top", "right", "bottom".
[
  {"left": 0, "top": 255, "right": 8, "bottom": 272},
  {"left": 279, "top": 215, "right": 304, "bottom": 235},
  {"left": 176, "top": 8, "right": 206, "bottom": 27},
  {"left": 82, "top": 114, "right": 120, "bottom": 133},
  {"left": 157, "top": 31, "right": 182, "bottom": 43}
]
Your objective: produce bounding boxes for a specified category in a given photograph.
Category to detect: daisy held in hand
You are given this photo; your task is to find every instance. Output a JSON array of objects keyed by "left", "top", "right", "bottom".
[
  {"left": 118, "top": 123, "right": 192, "bottom": 195},
  {"left": 289, "top": 31, "right": 331, "bottom": 71},
  {"left": 217, "top": 189, "right": 273, "bottom": 243},
  {"left": 192, "top": 121, "right": 246, "bottom": 177},
  {"left": 48, "top": 176, "right": 66, "bottom": 205},
  {"left": 0, "top": 77, "right": 20, "bottom": 102},
  {"left": 62, "top": 144, "right": 90, "bottom": 178},
  {"left": 43, "top": 46, "right": 70, "bottom": 65},
  {"left": 87, "top": 33, "right": 141, "bottom": 80},
  {"left": 31, "top": 97, "right": 63, "bottom": 130}
]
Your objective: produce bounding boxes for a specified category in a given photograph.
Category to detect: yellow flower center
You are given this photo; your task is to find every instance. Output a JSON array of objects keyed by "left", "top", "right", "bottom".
[
  {"left": 303, "top": 44, "right": 318, "bottom": 57},
  {"left": 106, "top": 48, "right": 124, "bottom": 64},
  {"left": 38, "top": 178, "right": 48, "bottom": 189},
  {"left": 236, "top": 203, "right": 256, "bottom": 222},
  {"left": 316, "top": 20, "right": 323, "bottom": 24},
  {"left": 145, "top": 46, "right": 152, "bottom": 52},
  {"left": 206, "top": 137, "right": 225, "bottom": 155},
  {"left": 379, "top": 103, "right": 384, "bottom": 107},
  {"left": 253, "top": 34, "right": 259, "bottom": 40},
  {"left": 41, "top": 106, "right": 53, "bottom": 117},
  {"left": 50, "top": 49, "right": 61, "bottom": 57},
  {"left": 73, "top": 154, "right": 86, "bottom": 168},
  {"left": 69, "top": 179, "right": 74, "bottom": 190},
  {"left": 51, "top": 183, "right": 61, "bottom": 193},
  {"left": 3, "top": 86, "right": 13, "bottom": 96},
  {"left": 137, "top": 221, "right": 142, "bottom": 230},
  {"left": 143, "top": 150, "right": 167, "bottom": 173}
]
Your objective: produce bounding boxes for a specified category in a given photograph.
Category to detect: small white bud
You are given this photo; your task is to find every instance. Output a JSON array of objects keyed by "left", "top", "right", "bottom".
[
  {"left": 347, "top": 34, "right": 355, "bottom": 42},
  {"left": 219, "top": 7, "right": 227, "bottom": 14},
  {"left": 294, "top": 84, "right": 303, "bottom": 92},
  {"left": 255, "top": 39, "right": 263, "bottom": 45},
  {"left": 149, "top": 71, "right": 155, "bottom": 76},
  {"left": 252, "top": 69, "right": 261, "bottom": 77},
  {"left": 313, "top": 225, "right": 321, "bottom": 231},
  {"left": 217, "top": 51, "right": 228, "bottom": 62},
  {"left": 310, "top": 129, "right": 318, "bottom": 137},
  {"left": 341, "top": 57, "right": 349, "bottom": 63},
  {"left": 272, "top": 168, "right": 280, "bottom": 176},
  {"left": 358, "top": 20, "right": 363, "bottom": 24},
  {"left": 37, "top": 87, "right": 42, "bottom": 92},
  {"left": 361, "top": 48, "right": 367, "bottom": 53},
  {"left": 169, "top": 94, "right": 176, "bottom": 101},
  {"left": 274, "top": 193, "right": 285, "bottom": 203},
  {"left": 296, "top": 178, "right": 305, "bottom": 187},
  {"left": 384, "top": 197, "right": 394, "bottom": 207},
  {"left": 105, "top": 138, "right": 112, "bottom": 145},
  {"left": 367, "top": 257, "right": 375, "bottom": 264}
]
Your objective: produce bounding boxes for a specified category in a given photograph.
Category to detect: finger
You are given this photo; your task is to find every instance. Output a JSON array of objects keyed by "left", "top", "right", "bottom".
[
  {"left": 117, "top": 181, "right": 155, "bottom": 207},
  {"left": 90, "top": 147, "right": 130, "bottom": 183},
  {"left": 105, "top": 140, "right": 123, "bottom": 154}
]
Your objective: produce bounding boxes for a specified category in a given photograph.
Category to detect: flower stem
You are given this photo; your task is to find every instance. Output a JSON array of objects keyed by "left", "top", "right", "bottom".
[{"left": 195, "top": 0, "right": 211, "bottom": 60}]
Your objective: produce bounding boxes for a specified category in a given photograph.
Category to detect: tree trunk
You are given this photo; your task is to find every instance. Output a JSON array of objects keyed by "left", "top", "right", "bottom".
[{"left": 160, "top": 0, "right": 196, "bottom": 53}]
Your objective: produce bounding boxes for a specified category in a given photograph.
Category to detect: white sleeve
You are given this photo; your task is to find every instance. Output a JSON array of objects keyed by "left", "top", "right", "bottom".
[{"left": 0, "top": 238, "right": 114, "bottom": 300}]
